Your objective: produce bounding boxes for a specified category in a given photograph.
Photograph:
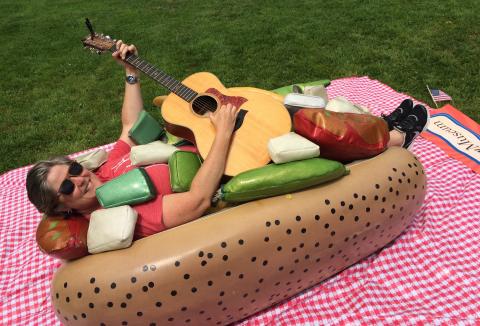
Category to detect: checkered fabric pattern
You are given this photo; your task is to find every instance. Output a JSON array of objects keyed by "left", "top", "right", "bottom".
[{"left": 1, "top": 77, "right": 479, "bottom": 325}]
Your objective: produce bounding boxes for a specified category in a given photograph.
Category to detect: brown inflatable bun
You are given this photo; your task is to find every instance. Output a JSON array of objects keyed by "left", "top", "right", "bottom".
[{"left": 51, "top": 147, "right": 426, "bottom": 325}]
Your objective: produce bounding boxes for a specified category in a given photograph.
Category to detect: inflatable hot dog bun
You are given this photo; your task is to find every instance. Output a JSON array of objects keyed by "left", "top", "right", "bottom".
[{"left": 51, "top": 147, "right": 426, "bottom": 325}]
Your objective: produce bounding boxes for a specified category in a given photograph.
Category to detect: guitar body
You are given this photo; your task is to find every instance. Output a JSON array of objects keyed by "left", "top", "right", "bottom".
[{"left": 161, "top": 72, "right": 292, "bottom": 176}]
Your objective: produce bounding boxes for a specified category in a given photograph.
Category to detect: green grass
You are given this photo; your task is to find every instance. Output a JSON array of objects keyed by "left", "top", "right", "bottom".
[{"left": 1, "top": 0, "right": 479, "bottom": 173}]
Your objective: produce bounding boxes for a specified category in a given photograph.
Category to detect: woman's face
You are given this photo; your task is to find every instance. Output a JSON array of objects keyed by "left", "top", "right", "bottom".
[{"left": 47, "top": 163, "right": 103, "bottom": 214}]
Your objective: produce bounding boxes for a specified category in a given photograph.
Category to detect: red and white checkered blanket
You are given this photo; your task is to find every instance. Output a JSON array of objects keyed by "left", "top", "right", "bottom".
[{"left": 1, "top": 77, "right": 479, "bottom": 325}]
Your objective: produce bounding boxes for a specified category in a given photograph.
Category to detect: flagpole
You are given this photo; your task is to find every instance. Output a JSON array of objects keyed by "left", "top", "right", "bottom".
[{"left": 426, "top": 84, "right": 438, "bottom": 108}]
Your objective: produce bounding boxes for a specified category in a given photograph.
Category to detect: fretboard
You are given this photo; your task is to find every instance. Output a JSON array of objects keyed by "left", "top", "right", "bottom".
[{"left": 110, "top": 46, "right": 198, "bottom": 102}]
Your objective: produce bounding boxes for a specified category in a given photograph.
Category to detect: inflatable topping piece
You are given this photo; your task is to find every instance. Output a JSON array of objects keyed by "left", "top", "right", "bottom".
[
  {"left": 51, "top": 147, "right": 426, "bottom": 325},
  {"left": 36, "top": 215, "right": 89, "bottom": 260},
  {"left": 294, "top": 108, "right": 390, "bottom": 162},
  {"left": 221, "top": 157, "right": 347, "bottom": 203}
]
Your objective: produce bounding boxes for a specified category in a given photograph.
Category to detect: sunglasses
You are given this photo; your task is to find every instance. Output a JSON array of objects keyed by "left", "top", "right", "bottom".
[{"left": 58, "top": 161, "right": 84, "bottom": 196}]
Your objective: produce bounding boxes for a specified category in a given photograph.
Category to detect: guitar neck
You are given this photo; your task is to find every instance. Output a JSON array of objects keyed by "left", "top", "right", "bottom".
[{"left": 109, "top": 45, "right": 198, "bottom": 102}]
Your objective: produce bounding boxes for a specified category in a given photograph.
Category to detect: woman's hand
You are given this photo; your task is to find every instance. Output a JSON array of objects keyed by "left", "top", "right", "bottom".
[
  {"left": 112, "top": 40, "right": 138, "bottom": 74},
  {"left": 208, "top": 104, "right": 240, "bottom": 138}
]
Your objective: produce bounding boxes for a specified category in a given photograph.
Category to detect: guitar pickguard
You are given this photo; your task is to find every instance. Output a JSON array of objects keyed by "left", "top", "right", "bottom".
[{"left": 206, "top": 88, "right": 248, "bottom": 109}]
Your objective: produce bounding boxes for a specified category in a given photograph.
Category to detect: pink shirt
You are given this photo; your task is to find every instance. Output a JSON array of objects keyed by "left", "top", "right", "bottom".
[{"left": 95, "top": 140, "right": 193, "bottom": 239}]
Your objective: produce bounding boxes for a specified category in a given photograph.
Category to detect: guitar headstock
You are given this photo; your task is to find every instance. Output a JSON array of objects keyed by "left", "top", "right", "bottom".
[
  {"left": 81, "top": 18, "right": 115, "bottom": 54},
  {"left": 82, "top": 33, "right": 116, "bottom": 54}
]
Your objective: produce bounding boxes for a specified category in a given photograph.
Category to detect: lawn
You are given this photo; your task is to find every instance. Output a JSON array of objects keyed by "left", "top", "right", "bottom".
[{"left": 1, "top": 0, "right": 479, "bottom": 173}]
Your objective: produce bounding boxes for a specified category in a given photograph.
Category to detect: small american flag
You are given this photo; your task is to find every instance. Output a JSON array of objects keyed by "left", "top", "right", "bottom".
[{"left": 429, "top": 87, "right": 452, "bottom": 102}]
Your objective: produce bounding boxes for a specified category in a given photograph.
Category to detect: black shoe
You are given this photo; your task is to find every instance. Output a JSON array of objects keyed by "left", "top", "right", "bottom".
[
  {"left": 381, "top": 99, "right": 414, "bottom": 131},
  {"left": 395, "top": 104, "right": 430, "bottom": 149}
]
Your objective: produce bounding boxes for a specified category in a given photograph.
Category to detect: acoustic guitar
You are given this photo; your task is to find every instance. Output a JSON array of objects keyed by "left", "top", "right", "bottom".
[{"left": 82, "top": 26, "right": 291, "bottom": 176}]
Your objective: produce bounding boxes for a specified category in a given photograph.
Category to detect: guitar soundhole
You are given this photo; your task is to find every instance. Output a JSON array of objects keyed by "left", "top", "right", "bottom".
[{"left": 192, "top": 95, "right": 218, "bottom": 116}]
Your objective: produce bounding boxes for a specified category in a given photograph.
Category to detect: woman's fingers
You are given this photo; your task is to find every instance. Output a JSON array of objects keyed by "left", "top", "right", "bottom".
[{"left": 112, "top": 40, "right": 137, "bottom": 60}]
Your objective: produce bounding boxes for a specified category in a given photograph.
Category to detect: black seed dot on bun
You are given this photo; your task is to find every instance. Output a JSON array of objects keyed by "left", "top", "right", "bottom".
[
  {"left": 89, "top": 277, "right": 95, "bottom": 284},
  {"left": 155, "top": 301, "right": 162, "bottom": 307},
  {"left": 174, "top": 261, "right": 180, "bottom": 267},
  {"left": 107, "top": 302, "right": 113, "bottom": 308},
  {"left": 63, "top": 282, "right": 68, "bottom": 288},
  {"left": 110, "top": 282, "right": 116, "bottom": 289}
]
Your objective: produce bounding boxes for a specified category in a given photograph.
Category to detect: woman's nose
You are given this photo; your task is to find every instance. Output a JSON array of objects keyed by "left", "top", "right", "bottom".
[{"left": 70, "top": 176, "right": 84, "bottom": 187}]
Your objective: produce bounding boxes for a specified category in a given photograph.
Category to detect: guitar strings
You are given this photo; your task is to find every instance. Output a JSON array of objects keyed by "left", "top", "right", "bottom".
[{"left": 124, "top": 53, "right": 224, "bottom": 115}]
